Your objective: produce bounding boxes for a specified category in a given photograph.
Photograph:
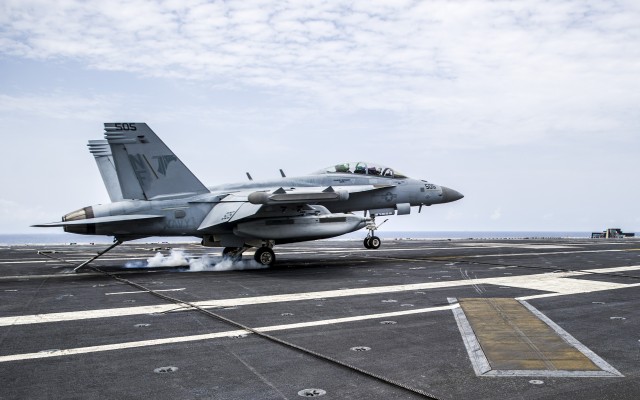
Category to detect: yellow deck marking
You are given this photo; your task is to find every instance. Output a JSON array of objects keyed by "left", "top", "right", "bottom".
[
  {"left": 451, "top": 298, "right": 623, "bottom": 377},
  {"left": 459, "top": 298, "right": 598, "bottom": 371}
]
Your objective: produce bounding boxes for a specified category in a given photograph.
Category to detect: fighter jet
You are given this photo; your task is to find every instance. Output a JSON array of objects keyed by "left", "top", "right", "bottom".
[{"left": 34, "top": 123, "right": 463, "bottom": 269}]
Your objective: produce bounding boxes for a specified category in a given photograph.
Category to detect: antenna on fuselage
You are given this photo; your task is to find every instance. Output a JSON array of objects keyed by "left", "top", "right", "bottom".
[
  {"left": 279, "top": 169, "right": 286, "bottom": 178},
  {"left": 246, "top": 172, "right": 253, "bottom": 181}
]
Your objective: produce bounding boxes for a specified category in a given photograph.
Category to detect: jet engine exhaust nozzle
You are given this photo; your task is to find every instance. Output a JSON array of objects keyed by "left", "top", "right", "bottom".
[{"left": 61, "top": 206, "right": 95, "bottom": 234}]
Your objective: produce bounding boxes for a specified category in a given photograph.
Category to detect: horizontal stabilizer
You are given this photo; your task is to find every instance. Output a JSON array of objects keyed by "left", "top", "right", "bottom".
[{"left": 32, "top": 214, "right": 164, "bottom": 227}]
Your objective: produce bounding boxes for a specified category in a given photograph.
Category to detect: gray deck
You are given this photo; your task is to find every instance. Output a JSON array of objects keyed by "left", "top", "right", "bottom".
[{"left": 1, "top": 238, "right": 639, "bottom": 399}]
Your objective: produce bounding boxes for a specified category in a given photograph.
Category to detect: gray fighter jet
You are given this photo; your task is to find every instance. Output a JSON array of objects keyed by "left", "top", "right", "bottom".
[{"left": 34, "top": 123, "right": 463, "bottom": 269}]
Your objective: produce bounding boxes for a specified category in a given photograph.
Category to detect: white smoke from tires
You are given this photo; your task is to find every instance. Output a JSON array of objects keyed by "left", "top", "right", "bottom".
[{"left": 124, "top": 249, "right": 266, "bottom": 271}]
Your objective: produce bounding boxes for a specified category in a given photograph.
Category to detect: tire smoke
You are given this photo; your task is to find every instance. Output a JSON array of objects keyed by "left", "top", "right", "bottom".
[{"left": 124, "top": 249, "right": 267, "bottom": 271}]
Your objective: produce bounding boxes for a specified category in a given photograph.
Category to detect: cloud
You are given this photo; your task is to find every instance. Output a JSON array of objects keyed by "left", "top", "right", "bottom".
[
  {"left": 1, "top": 1, "right": 638, "bottom": 148},
  {"left": 0, "top": 199, "right": 53, "bottom": 233},
  {"left": 490, "top": 208, "right": 502, "bottom": 220},
  {"left": 0, "top": 93, "right": 124, "bottom": 121}
]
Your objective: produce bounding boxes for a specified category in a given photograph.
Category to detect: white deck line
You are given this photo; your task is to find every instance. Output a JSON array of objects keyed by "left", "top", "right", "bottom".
[
  {"left": 0, "top": 305, "right": 454, "bottom": 363},
  {"left": 518, "top": 300, "right": 622, "bottom": 377},
  {"left": 0, "top": 266, "right": 639, "bottom": 363},
  {"left": 1, "top": 265, "right": 640, "bottom": 327},
  {"left": 447, "top": 298, "right": 491, "bottom": 375},
  {"left": 0, "top": 247, "right": 632, "bottom": 265}
]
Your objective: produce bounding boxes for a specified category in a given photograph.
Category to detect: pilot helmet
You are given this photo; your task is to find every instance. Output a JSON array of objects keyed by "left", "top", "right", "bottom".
[{"left": 335, "top": 163, "right": 349, "bottom": 173}]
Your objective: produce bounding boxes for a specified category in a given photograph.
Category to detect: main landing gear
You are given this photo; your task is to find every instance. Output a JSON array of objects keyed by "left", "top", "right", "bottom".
[
  {"left": 222, "top": 246, "right": 244, "bottom": 262},
  {"left": 363, "top": 216, "right": 388, "bottom": 250},
  {"left": 254, "top": 247, "right": 275, "bottom": 266},
  {"left": 222, "top": 243, "right": 276, "bottom": 267}
]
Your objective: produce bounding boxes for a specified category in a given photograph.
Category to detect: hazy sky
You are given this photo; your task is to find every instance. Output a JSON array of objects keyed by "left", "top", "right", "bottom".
[{"left": 1, "top": 0, "right": 638, "bottom": 234}]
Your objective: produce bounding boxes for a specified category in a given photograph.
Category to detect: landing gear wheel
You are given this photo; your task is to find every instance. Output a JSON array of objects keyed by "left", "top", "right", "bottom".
[
  {"left": 369, "top": 236, "right": 381, "bottom": 249},
  {"left": 363, "top": 236, "right": 381, "bottom": 249},
  {"left": 254, "top": 247, "right": 275, "bottom": 266},
  {"left": 222, "top": 247, "right": 242, "bottom": 261},
  {"left": 363, "top": 214, "right": 386, "bottom": 250}
]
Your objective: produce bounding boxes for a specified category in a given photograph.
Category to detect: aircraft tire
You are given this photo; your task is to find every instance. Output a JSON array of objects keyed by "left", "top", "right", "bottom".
[
  {"left": 254, "top": 247, "right": 275, "bottom": 266},
  {"left": 222, "top": 247, "right": 242, "bottom": 261},
  {"left": 364, "top": 238, "right": 372, "bottom": 249},
  {"left": 369, "top": 236, "right": 381, "bottom": 249}
]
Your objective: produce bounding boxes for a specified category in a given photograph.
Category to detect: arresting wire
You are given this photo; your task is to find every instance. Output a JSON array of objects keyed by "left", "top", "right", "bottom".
[{"left": 84, "top": 263, "right": 445, "bottom": 400}]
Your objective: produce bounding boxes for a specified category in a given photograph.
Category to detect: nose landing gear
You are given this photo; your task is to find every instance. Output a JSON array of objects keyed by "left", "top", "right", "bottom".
[
  {"left": 363, "top": 216, "right": 387, "bottom": 250},
  {"left": 364, "top": 235, "right": 381, "bottom": 249}
]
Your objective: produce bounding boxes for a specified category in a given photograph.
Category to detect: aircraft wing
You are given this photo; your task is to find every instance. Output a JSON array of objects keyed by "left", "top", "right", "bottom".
[
  {"left": 197, "top": 184, "right": 393, "bottom": 231},
  {"left": 197, "top": 198, "right": 262, "bottom": 230},
  {"left": 32, "top": 214, "right": 164, "bottom": 227}
]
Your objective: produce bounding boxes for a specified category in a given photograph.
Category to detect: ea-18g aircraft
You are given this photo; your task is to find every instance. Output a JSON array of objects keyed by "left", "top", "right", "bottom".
[{"left": 34, "top": 123, "right": 463, "bottom": 270}]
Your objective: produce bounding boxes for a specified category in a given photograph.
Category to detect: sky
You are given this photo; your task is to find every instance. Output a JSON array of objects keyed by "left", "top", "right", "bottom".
[{"left": 0, "top": 0, "right": 638, "bottom": 234}]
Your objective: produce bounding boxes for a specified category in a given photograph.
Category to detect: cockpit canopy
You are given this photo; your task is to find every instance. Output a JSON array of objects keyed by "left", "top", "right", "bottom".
[{"left": 312, "top": 162, "right": 408, "bottom": 179}]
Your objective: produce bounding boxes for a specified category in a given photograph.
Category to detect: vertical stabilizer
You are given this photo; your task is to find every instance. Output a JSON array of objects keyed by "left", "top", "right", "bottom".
[
  {"left": 104, "top": 123, "right": 208, "bottom": 200},
  {"left": 87, "top": 140, "right": 124, "bottom": 202}
]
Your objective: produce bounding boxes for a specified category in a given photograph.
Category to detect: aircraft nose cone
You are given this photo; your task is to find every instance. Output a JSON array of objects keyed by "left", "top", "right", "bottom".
[{"left": 441, "top": 186, "right": 464, "bottom": 203}]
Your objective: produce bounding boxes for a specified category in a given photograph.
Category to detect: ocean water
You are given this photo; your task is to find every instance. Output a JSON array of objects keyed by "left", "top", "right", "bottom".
[
  {"left": 0, "top": 231, "right": 615, "bottom": 245},
  {"left": 0, "top": 234, "right": 186, "bottom": 245},
  {"left": 341, "top": 231, "right": 598, "bottom": 240}
]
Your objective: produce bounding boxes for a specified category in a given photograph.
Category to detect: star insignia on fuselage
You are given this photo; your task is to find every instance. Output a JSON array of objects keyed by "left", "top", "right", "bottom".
[{"left": 384, "top": 192, "right": 397, "bottom": 202}]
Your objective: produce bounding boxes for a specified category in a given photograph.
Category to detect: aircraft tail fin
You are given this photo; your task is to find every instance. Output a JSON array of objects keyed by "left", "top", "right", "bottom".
[
  {"left": 104, "top": 123, "right": 209, "bottom": 200},
  {"left": 88, "top": 140, "right": 124, "bottom": 202}
]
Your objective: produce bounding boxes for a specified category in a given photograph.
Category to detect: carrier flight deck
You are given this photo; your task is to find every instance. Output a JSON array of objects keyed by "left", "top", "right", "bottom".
[{"left": 1, "top": 238, "right": 639, "bottom": 399}]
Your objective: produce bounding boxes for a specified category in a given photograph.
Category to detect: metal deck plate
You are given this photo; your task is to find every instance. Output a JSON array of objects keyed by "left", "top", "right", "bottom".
[{"left": 450, "top": 297, "right": 623, "bottom": 377}]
